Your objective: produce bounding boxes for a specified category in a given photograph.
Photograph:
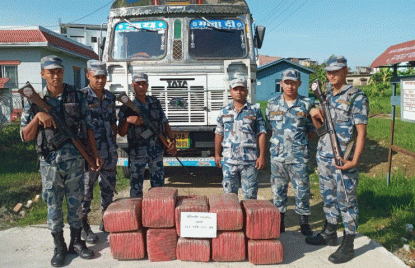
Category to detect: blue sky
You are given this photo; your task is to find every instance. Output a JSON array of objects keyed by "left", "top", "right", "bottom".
[{"left": 0, "top": 0, "right": 413, "bottom": 70}]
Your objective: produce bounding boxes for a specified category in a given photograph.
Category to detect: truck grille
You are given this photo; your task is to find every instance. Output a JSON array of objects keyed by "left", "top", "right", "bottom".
[{"left": 150, "top": 86, "right": 207, "bottom": 124}]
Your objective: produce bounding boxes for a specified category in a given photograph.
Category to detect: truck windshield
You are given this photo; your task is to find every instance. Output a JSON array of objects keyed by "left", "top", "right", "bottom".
[
  {"left": 111, "top": 20, "right": 167, "bottom": 61},
  {"left": 189, "top": 19, "right": 246, "bottom": 59}
]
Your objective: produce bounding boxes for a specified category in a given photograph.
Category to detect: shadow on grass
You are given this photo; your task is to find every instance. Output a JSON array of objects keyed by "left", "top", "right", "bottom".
[{"left": 358, "top": 138, "right": 395, "bottom": 174}]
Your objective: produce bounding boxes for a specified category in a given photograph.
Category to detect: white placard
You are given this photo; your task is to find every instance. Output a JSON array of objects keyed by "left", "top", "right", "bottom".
[
  {"left": 180, "top": 212, "right": 217, "bottom": 238},
  {"left": 401, "top": 78, "right": 415, "bottom": 123}
]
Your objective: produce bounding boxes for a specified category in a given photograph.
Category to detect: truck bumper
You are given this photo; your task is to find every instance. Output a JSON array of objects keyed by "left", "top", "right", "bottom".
[{"left": 117, "top": 157, "right": 216, "bottom": 167}]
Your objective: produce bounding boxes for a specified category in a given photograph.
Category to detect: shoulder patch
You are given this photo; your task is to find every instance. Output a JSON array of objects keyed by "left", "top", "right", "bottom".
[
  {"left": 244, "top": 115, "right": 256, "bottom": 120},
  {"left": 296, "top": 112, "right": 307, "bottom": 117},
  {"left": 271, "top": 111, "right": 284, "bottom": 116},
  {"left": 338, "top": 99, "right": 350, "bottom": 105}
]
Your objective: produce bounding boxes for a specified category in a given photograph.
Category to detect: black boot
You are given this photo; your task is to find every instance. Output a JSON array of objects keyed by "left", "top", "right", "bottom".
[
  {"left": 81, "top": 216, "right": 98, "bottom": 244},
  {"left": 68, "top": 227, "right": 95, "bottom": 259},
  {"left": 99, "top": 218, "right": 106, "bottom": 232},
  {"left": 300, "top": 215, "right": 313, "bottom": 237},
  {"left": 305, "top": 220, "right": 338, "bottom": 246},
  {"left": 328, "top": 231, "right": 355, "bottom": 264},
  {"left": 280, "top": 213, "right": 285, "bottom": 233},
  {"left": 99, "top": 210, "right": 107, "bottom": 233},
  {"left": 51, "top": 231, "right": 67, "bottom": 267}
]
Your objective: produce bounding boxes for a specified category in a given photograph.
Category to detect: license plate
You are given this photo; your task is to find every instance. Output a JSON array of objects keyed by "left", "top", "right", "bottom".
[{"left": 173, "top": 132, "right": 190, "bottom": 149}]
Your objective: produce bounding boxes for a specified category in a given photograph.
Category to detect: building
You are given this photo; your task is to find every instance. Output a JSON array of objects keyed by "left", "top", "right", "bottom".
[
  {"left": 257, "top": 55, "right": 282, "bottom": 66},
  {"left": 0, "top": 26, "right": 98, "bottom": 123},
  {"left": 256, "top": 58, "right": 314, "bottom": 102},
  {"left": 346, "top": 66, "right": 372, "bottom": 86},
  {"left": 59, "top": 23, "right": 107, "bottom": 56}
]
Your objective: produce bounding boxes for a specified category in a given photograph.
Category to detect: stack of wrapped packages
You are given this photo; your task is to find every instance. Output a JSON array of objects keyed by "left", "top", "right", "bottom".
[
  {"left": 242, "top": 199, "right": 284, "bottom": 265},
  {"left": 103, "top": 187, "right": 284, "bottom": 264}
]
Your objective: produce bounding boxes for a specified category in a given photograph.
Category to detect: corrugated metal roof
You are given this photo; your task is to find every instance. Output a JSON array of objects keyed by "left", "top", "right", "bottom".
[
  {"left": 258, "top": 55, "right": 282, "bottom": 66},
  {"left": 0, "top": 78, "right": 10, "bottom": 88},
  {"left": 0, "top": 60, "right": 21, "bottom": 65},
  {"left": 0, "top": 27, "right": 98, "bottom": 60},
  {"left": 371, "top": 40, "right": 415, "bottom": 68},
  {"left": 258, "top": 58, "right": 315, "bottom": 74}
]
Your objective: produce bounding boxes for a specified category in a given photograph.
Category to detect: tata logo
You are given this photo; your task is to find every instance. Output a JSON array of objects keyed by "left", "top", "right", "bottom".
[
  {"left": 169, "top": 97, "right": 187, "bottom": 108},
  {"left": 160, "top": 78, "right": 195, "bottom": 89}
]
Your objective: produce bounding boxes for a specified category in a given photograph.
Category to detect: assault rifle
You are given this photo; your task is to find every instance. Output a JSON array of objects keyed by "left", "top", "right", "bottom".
[
  {"left": 116, "top": 93, "right": 194, "bottom": 176},
  {"left": 19, "top": 82, "right": 118, "bottom": 194},
  {"left": 19, "top": 82, "right": 99, "bottom": 169},
  {"left": 311, "top": 79, "right": 343, "bottom": 166}
]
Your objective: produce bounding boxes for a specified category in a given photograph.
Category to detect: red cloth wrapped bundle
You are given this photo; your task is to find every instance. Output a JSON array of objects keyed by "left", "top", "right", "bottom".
[
  {"left": 146, "top": 228, "right": 178, "bottom": 262},
  {"left": 108, "top": 230, "right": 145, "bottom": 260},
  {"left": 103, "top": 198, "right": 142, "bottom": 232},
  {"left": 142, "top": 187, "right": 178, "bottom": 228},
  {"left": 212, "top": 231, "right": 245, "bottom": 262},
  {"left": 209, "top": 193, "right": 243, "bottom": 230},
  {"left": 175, "top": 195, "right": 209, "bottom": 236},
  {"left": 176, "top": 237, "right": 210, "bottom": 262},
  {"left": 242, "top": 199, "right": 280, "bottom": 239},
  {"left": 248, "top": 239, "right": 284, "bottom": 265}
]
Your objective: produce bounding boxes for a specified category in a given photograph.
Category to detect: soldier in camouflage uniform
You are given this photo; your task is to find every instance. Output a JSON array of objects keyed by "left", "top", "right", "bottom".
[
  {"left": 118, "top": 72, "right": 177, "bottom": 198},
  {"left": 215, "top": 78, "right": 267, "bottom": 199},
  {"left": 80, "top": 60, "right": 118, "bottom": 243},
  {"left": 20, "top": 56, "right": 98, "bottom": 267},
  {"left": 266, "top": 68, "right": 314, "bottom": 237},
  {"left": 305, "top": 56, "right": 369, "bottom": 264}
]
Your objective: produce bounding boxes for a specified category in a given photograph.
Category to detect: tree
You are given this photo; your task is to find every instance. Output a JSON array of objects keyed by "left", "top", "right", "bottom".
[
  {"left": 369, "top": 68, "right": 392, "bottom": 96},
  {"left": 308, "top": 62, "right": 328, "bottom": 90}
]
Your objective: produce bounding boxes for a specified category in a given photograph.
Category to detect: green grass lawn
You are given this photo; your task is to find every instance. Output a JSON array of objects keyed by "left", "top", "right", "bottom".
[
  {"left": 358, "top": 173, "right": 415, "bottom": 251},
  {"left": 368, "top": 117, "right": 415, "bottom": 152}
]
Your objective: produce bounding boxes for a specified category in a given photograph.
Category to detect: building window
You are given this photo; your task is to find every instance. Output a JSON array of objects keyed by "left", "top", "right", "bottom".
[
  {"left": 275, "top": 79, "right": 282, "bottom": 93},
  {"left": 360, "top": 78, "right": 368, "bottom": 85},
  {"left": 347, "top": 79, "right": 354, "bottom": 85},
  {"left": 91, "top": 37, "right": 97, "bottom": 43},
  {"left": 0, "top": 65, "right": 18, "bottom": 88},
  {"left": 73, "top": 67, "right": 81, "bottom": 89}
]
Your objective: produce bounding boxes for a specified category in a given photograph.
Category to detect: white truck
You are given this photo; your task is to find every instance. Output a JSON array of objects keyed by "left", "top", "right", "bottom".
[{"left": 101, "top": 0, "right": 265, "bottom": 176}]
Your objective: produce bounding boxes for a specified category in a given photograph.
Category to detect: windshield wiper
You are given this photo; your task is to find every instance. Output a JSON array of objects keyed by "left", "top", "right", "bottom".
[
  {"left": 123, "top": 19, "right": 158, "bottom": 32},
  {"left": 201, "top": 17, "right": 235, "bottom": 33}
]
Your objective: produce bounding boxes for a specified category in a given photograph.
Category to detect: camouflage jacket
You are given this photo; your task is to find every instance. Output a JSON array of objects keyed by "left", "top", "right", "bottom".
[
  {"left": 317, "top": 84, "right": 369, "bottom": 158},
  {"left": 266, "top": 94, "right": 314, "bottom": 163},
  {"left": 80, "top": 86, "right": 117, "bottom": 151},
  {"left": 215, "top": 101, "right": 267, "bottom": 164},
  {"left": 20, "top": 84, "right": 91, "bottom": 163},
  {"left": 118, "top": 95, "right": 168, "bottom": 149}
]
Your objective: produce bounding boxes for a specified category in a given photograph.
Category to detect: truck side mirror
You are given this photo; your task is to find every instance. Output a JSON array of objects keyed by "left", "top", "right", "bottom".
[{"left": 253, "top": 25, "right": 266, "bottom": 49}]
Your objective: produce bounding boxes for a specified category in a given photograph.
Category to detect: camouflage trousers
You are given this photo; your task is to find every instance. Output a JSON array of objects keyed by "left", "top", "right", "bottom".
[
  {"left": 82, "top": 145, "right": 117, "bottom": 216},
  {"left": 317, "top": 154, "right": 359, "bottom": 234},
  {"left": 129, "top": 141, "right": 164, "bottom": 198},
  {"left": 270, "top": 159, "right": 310, "bottom": 215},
  {"left": 39, "top": 157, "right": 84, "bottom": 232},
  {"left": 222, "top": 160, "right": 258, "bottom": 199}
]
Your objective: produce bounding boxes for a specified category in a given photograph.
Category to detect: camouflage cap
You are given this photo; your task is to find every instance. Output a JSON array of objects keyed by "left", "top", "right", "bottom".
[
  {"left": 41, "top": 55, "right": 63, "bottom": 70},
  {"left": 132, "top": 72, "right": 148, "bottom": 83},
  {"left": 87, "top": 60, "right": 107, "bottom": 76},
  {"left": 281, "top": 68, "right": 301, "bottom": 81},
  {"left": 230, "top": 78, "right": 247, "bottom": 89},
  {"left": 324, "top": 55, "right": 347, "bottom": 71}
]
